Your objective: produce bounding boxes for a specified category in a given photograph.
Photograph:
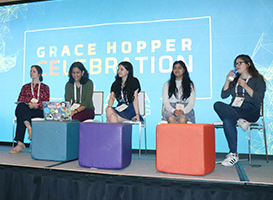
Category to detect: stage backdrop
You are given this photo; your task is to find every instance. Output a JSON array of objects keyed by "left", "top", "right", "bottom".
[{"left": 1, "top": 0, "right": 273, "bottom": 154}]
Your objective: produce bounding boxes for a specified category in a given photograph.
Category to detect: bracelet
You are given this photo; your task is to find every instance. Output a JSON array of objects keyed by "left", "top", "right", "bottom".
[
  {"left": 136, "top": 113, "right": 139, "bottom": 115},
  {"left": 75, "top": 109, "right": 79, "bottom": 113}
]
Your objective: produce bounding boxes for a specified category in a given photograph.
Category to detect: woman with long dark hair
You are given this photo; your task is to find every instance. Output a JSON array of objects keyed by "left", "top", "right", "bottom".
[
  {"left": 106, "top": 61, "right": 142, "bottom": 122},
  {"left": 10, "top": 65, "right": 50, "bottom": 153},
  {"left": 162, "top": 60, "right": 196, "bottom": 123},
  {"left": 65, "top": 61, "right": 95, "bottom": 122},
  {"left": 214, "top": 54, "right": 266, "bottom": 166}
]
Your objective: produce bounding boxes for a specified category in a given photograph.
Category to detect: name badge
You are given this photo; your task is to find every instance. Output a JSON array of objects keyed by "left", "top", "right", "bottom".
[
  {"left": 232, "top": 97, "right": 245, "bottom": 107},
  {"left": 31, "top": 98, "right": 38, "bottom": 103},
  {"left": 176, "top": 103, "right": 184, "bottom": 110},
  {"left": 70, "top": 103, "right": 80, "bottom": 111},
  {"left": 116, "top": 104, "right": 128, "bottom": 112}
]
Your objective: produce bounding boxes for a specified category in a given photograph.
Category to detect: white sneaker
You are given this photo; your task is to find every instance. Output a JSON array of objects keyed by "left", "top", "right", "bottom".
[
  {"left": 237, "top": 118, "right": 250, "bottom": 131},
  {"left": 221, "top": 153, "right": 239, "bottom": 166}
]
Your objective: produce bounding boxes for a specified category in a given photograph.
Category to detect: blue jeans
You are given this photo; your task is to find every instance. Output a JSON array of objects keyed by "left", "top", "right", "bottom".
[{"left": 214, "top": 101, "right": 260, "bottom": 153}]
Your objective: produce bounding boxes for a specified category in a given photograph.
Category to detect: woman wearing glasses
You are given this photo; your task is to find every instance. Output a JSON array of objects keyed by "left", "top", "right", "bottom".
[{"left": 214, "top": 54, "right": 266, "bottom": 166}]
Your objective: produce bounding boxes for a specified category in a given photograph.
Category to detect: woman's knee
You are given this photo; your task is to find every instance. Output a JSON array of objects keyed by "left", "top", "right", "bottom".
[
  {"left": 16, "top": 102, "right": 27, "bottom": 111},
  {"left": 15, "top": 102, "right": 30, "bottom": 119},
  {"left": 106, "top": 110, "right": 118, "bottom": 122},
  {"left": 178, "top": 117, "right": 187, "bottom": 124},
  {"left": 167, "top": 116, "right": 176, "bottom": 123},
  {"left": 110, "top": 114, "right": 118, "bottom": 122},
  {"left": 106, "top": 109, "right": 114, "bottom": 118},
  {"left": 213, "top": 101, "right": 222, "bottom": 112}
]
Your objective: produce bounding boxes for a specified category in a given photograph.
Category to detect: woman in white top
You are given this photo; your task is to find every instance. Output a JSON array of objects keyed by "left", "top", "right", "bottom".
[{"left": 162, "top": 60, "right": 196, "bottom": 123}]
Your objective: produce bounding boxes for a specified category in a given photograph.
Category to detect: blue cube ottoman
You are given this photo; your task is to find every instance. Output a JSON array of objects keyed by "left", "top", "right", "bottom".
[
  {"left": 79, "top": 122, "right": 132, "bottom": 169},
  {"left": 31, "top": 121, "right": 80, "bottom": 161}
]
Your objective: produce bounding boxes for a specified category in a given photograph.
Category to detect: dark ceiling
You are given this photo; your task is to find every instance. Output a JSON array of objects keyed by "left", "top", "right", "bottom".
[{"left": 0, "top": 0, "right": 48, "bottom": 6}]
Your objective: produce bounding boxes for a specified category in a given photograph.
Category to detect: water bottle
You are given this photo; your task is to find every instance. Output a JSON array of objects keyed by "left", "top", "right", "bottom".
[{"left": 228, "top": 70, "right": 237, "bottom": 82}]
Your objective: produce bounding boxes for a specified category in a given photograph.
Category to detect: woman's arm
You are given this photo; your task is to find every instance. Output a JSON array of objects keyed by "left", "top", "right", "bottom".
[
  {"left": 132, "top": 89, "right": 140, "bottom": 121},
  {"left": 17, "top": 84, "right": 28, "bottom": 103},
  {"left": 36, "top": 84, "right": 50, "bottom": 109},
  {"left": 28, "top": 83, "right": 50, "bottom": 110},
  {"left": 72, "top": 105, "right": 86, "bottom": 116},
  {"left": 108, "top": 92, "right": 115, "bottom": 107},
  {"left": 162, "top": 81, "right": 175, "bottom": 113},
  {"left": 223, "top": 70, "right": 234, "bottom": 91},
  {"left": 238, "top": 78, "right": 254, "bottom": 97},
  {"left": 106, "top": 91, "right": 116, "bottom": 111},
  {"left": 244, "top": 77, "right": 266, "bottom": 104},
  {"left": 221, "top": 71, "right": 235, "bottom": 99},
  {"left": 183, "top": 84, "right": 196, "bottom": 114},
  {"left": 105, "top": 92, "right": 117, "bottom": 120},
  {"left": 76, "top": 80, "right": 93, "bottom": 113}
]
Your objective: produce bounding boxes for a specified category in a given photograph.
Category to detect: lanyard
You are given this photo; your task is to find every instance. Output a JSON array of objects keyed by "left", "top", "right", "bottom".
[
  {"left": 235, "top": 75, "right": 250, "bottom": 96},
  {"left": 31, "top": 81, "right": 41, "bottom": 100},
  {"left": 74, "top": 83, "right": 82, "bottom": 103},
  {"left": 120, "top": 86, "right": 128, "bottom": 103}
]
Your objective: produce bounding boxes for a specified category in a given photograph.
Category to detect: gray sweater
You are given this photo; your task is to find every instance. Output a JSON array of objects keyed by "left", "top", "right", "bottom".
[{"left": 221, "top": 77, "right": 266, "bottom": 109}]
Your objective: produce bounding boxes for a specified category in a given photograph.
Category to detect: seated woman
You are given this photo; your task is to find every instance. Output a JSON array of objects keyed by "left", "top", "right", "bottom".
[
  {"left": 214, "top": 54, "right": 266, "bottom": 167},
  {"left": 65, "top": 62, "right": 95, "bottom": 122},
  {"left": 162, "top": 60, "right": 196, "bottom": 123},
  {"left": 106, "top": 61, "right": 143, "bottom": 122},
  {"left": 10, "top": 65, "right": 50, "bottom": 153}
]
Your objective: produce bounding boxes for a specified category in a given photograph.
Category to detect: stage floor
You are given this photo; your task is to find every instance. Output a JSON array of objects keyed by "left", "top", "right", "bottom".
[{"left": 0, "top": 145, "right": 272, "bottom": 187}]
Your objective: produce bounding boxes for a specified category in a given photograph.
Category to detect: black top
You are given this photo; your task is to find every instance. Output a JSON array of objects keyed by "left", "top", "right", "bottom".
[{"left": 111, "top": 77, "right": 141, "bottom": 103}]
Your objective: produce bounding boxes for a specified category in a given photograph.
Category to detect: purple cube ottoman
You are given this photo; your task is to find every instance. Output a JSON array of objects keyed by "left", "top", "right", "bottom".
[{"left": 79, "top": 122, "right": 132, "bottom": 169}]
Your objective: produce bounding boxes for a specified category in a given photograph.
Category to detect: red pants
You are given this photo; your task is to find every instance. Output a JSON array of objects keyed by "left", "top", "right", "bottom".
[{"left": 72, "top": 109, "right": 95, "bottom": 122}]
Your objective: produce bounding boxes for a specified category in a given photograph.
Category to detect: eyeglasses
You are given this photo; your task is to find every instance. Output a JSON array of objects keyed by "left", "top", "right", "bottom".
[{"left": 235, "top": 61, "right": 245, "bottom": 66}]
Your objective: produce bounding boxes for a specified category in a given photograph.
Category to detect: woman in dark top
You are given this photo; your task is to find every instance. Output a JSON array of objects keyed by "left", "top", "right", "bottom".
[
  {"left": 10, "top": 65, "right": 50, "bottom": 153},
  {"left": 65, "top": 62, "right": 95, "bottom": 122},
  {"left": 214, "top": 54, "right": 266, "bottom": 166},
  {"left": 106, "top": 61, "right": 142, "bottom": 122}
]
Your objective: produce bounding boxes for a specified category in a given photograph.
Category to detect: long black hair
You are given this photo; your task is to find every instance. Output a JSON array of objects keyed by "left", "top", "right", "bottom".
[
  {"left": 68, "top": 62, "right": 89, "bottom": 84},
  {"left": 31, "top": 65, "right": 43, "bottom": 82},
  {"left": 112, "top": 61, "right": 136, "bottom": 102},
  {"left": 229, "top": 54, "right": 265, "bottom": 89},
  {"left": 168, "top": 60, "right": 194, "bottom": 100}
]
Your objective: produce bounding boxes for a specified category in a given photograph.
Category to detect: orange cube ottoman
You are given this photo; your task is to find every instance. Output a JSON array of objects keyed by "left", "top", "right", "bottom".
[{"left": 156, "top": 124, "right": 215, "bottom": 176}]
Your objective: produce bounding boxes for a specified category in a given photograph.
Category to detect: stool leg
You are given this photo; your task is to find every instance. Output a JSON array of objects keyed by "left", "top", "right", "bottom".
[
  {"left": 12, "top": 119, "right": 16, "bottom": 147},
  {"left": 139, "top": 122, "right": 141, "bottom": 158},
  {"left": 248, "top": 127, "right": 251, "bottom": 165},
  {"left": 144, "top": 122, "right": 147, "bottom": 156},
  {"left": 263, "top": 127, "right": 269, "bottom": 163}
]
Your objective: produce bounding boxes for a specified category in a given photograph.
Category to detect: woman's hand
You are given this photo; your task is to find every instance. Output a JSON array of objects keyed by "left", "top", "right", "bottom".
[
  {"left": 174, "top": 109, "right": 184, "bottom": 116},
  {"left": 105, "top": 106, "right": 114, "bottom": 114},
  {"left": 223, "top": 70, "right": 235, "bottom": 91},
  {"left": 106, "top": 107, "right": 116, "bottom": 122},
  {"left": 29, "top": 102, "right": 38, "bottom": 109},
  {"left": 132, "top": 114, "right": 140, "bottom": 121},
  {"left": 238, "top": 77, "right": 253, "bottom": 97},
  {"left": 237, "top": 78, "right": 247, "bottom": 88},
  {"left": 226, "top": 70, "right": 234, "bottom": 81},
  {"left": 71, "top": 110, "right": 77, "bottom": 116}
]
